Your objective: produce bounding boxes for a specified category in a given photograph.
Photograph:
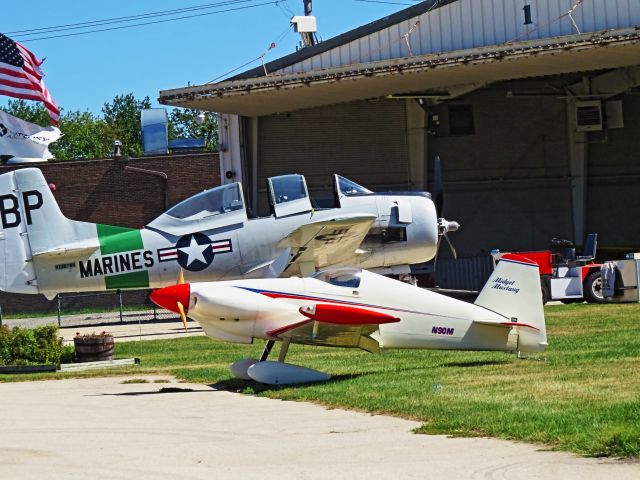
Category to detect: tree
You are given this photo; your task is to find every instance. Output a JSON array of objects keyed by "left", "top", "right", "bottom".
[
  {"left": 168, "top": 108, "right": 218, "bottom": 151},
  {"left": 2, "top": 94, "right": 220, "bottom": 161},
  {"left": 51, "top": 111, "right": 109, "bottom": 160},
  {"left": 2, "top": 99, "right": 51, "bottom": 126},
  {"left": 102, "top": 93, "right": 152, "bottom": 157}
]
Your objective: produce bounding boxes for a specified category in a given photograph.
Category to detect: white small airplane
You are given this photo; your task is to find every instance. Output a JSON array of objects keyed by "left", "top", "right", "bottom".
[{"left": 150, "top": 254, "right": 547, "bottom": 385}]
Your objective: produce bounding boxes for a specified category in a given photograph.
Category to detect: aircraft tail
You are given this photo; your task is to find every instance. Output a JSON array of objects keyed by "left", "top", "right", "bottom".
[
  {"left": 0, "top": 168, "right": 96, "bottom": 294},
  {"left": 474, "top": 254, "right": 547, "bottom": 352}
]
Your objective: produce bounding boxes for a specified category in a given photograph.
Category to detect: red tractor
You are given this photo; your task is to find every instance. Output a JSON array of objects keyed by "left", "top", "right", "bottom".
[{"left": 492, "top": 233, "right": 603, "bottom": 304}]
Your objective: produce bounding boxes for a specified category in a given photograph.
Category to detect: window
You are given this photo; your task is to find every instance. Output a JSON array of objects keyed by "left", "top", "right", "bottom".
[
  {"left": 448, "top": 104, "right": 475, "bottom": 135},
  {"left": 523, "top": 5, "right": 533, "bottom": 25}
]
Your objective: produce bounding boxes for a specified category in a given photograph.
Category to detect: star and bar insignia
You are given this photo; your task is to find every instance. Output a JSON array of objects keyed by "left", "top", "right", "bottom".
[{"left": 157, "top": 233, "right": 232, "bottom": 272}]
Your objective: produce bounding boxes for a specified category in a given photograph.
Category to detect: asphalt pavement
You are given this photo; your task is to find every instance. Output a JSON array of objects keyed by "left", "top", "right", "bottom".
[{"left": 1, "top": 376, "right": 638, "bottom": 480}]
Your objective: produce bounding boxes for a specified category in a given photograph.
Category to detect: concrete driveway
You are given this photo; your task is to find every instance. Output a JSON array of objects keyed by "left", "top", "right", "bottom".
[{"left": 0, "top": 376, "right": 637, "bottom": 480}]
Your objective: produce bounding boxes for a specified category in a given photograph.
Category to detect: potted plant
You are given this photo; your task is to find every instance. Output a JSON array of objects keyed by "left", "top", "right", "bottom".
[{"left": 73, "top": 331, "right": 114, "bottom": 363}]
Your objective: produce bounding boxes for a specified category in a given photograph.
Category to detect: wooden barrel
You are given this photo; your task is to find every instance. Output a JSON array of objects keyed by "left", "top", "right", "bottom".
[{"left": 73, "top": 336, "right": 115, "bottom": 362}]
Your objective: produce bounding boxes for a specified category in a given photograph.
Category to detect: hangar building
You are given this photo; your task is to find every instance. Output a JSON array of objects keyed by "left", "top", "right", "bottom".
[{"left": 160, "top": 0, "right": 640, "bottom": 263}]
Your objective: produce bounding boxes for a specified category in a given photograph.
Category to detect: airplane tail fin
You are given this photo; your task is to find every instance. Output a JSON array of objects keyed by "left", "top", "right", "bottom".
[
  {"left": 474, "top": 254, "right": 547, "bottom": 352},
  {"left": 0, "top": 168, "right": 96, "bottom": 294}
]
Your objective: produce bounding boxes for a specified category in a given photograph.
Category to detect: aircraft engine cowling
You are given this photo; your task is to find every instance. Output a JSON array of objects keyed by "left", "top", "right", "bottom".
[{"left": 189, "top": 284, "right": 299, "bottom": 343}]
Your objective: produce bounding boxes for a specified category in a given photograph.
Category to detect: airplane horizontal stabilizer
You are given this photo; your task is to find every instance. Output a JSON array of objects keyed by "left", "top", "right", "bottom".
[
  {"left": 31, "top": 240, "right": 100, "bottom": 257},
  {"left": 471, "top": 320, "right": 540, "bottom": 332}
]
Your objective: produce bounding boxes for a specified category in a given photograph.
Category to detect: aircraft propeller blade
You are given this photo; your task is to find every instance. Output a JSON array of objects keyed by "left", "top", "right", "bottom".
[
  {"left": 177, "top": 301, "right": 188, "bottom": 332},
  {"left": 433, "top": 235, "right": 443, "bottom": 275},
  {"left": 443, "top": 231, "right": 458, "bottom": 260},
  {"left": 177, "top": 269, "right": 185, "bottom": 285}
]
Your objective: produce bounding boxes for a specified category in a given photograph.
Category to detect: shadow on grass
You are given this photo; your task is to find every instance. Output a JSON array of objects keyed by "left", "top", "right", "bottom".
[
  {"left": 442, "top": 359, "right": 512, "bottom": 368},
  {"left": 211, "top": 373, "right": 365, "bottom": 394}
]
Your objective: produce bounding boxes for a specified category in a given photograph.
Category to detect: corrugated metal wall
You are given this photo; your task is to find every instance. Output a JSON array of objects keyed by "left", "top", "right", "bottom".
[
  {"left": 587, "top": 93, "right": 640, "bottom": 250},
  {"left": 278, "top": 0, "right": 640, "bottom": 74},
  {"left": 428, "top": 88, "right": 573, "bottom": 256},
  {"left": 256, "top": 99, "right": 410, "bottom": 215},
  {"left": 434, "top": 255, "right": 495, "bottom": 291}
]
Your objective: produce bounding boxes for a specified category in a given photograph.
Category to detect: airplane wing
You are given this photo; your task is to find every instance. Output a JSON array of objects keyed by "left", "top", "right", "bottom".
[
  {"left": 278, "top": 214, "right": 376, "bottom": 277},
  {"left": 266, "top": 303, "right": 400, "bottom": 353}
]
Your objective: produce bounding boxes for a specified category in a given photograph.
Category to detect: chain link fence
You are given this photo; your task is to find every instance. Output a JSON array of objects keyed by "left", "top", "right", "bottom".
[
  {"left": 53, "top": 290, "right": 180, "bottom": 328},
  {"left": 0, "top": 289, "right": 179, "bottom": 329}
]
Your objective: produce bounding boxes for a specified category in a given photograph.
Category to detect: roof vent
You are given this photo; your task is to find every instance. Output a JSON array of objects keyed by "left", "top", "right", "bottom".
[{"left": 141, "top": 108, "right": 169, "bottom": 155}]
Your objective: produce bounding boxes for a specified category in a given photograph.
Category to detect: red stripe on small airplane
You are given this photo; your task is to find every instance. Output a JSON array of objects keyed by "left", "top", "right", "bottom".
[{"left": 299, "top": 303, "right": 400, "bottom": 325}]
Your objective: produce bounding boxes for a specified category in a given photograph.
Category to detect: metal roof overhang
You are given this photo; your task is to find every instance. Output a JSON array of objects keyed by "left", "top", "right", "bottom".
[{"left": 159, "top": 29, "right": 640, "bottom": 116}]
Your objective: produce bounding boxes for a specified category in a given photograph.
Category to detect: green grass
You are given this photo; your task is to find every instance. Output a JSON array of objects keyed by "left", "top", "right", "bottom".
[{"left": 1, "top": 303, "right": 639, "bottom": 458}]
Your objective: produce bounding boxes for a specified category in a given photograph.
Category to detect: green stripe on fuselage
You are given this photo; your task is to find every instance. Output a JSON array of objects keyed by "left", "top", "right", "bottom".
[
  {"left": 105, "top": 271, "right": 150, "bottom": 289},
  {"left": 97, "top": 224, "right": 144, "bottom": 255}
]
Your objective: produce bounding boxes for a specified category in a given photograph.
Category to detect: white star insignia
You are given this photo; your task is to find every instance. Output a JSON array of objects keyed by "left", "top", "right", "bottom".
[{"left": 178, "top": 237, "right": 208, "bottom": 266}]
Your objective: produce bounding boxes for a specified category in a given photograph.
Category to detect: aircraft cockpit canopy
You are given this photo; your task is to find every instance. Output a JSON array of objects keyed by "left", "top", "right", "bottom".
[
  {"left": 312, "top": 268, "right": 362, "bottom": 288},
  {"left": 146, "top": 182, "right": 248, "bottom": 236},
  {"left": 268, "top": 174, "right": 313, "bottom": 217},
  {"left": 335, "top": 175, "right": 373, "bottom": 197},
  {"left": 166, "top": 183, "right": 245, "bottom": 220}
]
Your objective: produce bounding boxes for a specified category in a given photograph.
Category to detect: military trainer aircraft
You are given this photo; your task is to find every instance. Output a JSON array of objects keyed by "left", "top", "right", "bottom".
[
  {"left": 0, "top": 166, "right": 458, "bottom": 298},
  {"left": 150, "top": 253, "right": 547, "bottom": 384}
]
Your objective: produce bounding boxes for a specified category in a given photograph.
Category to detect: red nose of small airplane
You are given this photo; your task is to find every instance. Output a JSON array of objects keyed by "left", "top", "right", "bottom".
[{"left": 150, "top": 283, "right": 191, "bottom": 314}]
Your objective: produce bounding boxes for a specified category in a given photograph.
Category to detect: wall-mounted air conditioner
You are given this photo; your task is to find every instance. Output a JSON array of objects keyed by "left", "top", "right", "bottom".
[{"left": 575, "top": 101, "right": 603, "bottom": 132}]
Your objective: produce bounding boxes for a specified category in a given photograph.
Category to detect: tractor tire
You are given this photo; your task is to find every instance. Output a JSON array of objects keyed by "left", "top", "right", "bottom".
[
  {"left": 540, "top": 278, "right": 551, "bottom": 305},
  {"left": 584, "top": 270, "right": 605, "bottom": 303}
]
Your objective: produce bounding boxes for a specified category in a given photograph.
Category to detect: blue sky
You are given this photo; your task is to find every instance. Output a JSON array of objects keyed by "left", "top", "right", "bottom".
[{"left": 1, "top": 0, "right": 413, "bottom": 116}]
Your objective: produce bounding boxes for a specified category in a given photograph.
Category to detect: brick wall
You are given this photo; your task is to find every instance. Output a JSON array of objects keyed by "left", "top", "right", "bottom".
[{"left": 0, "top": 152, "right": 220, "bottom": 315}]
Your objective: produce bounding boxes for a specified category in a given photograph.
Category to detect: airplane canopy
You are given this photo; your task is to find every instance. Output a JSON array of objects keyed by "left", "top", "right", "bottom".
[{"left": 147, "top": 182, "right": 248, "bottom": 236}]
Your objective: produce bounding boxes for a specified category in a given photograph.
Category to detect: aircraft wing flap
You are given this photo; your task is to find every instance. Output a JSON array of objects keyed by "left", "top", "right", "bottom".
[
  {"left": 279, "top": 214, "right": 376, "bottom": 277},
  {"left": 268, "top": 319, "right": 381, "bottom": 353}
]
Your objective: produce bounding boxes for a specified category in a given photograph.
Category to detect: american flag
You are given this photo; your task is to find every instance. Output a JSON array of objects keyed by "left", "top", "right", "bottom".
[{"left": 0, "top": 33, "right": 60, "bottom": 125}]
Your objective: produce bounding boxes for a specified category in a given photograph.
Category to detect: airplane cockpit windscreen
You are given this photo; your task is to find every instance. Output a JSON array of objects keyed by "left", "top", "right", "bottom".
[
  {"left": 336, "top": 176, "right": 373, "bottom": 196},
  {"left": 166, "top": 183, "right": 245, "bottom": 220},
  {"left": 312, "top": 268, "right": 362, "bottom": 288},
  {"left": 270, "top": 174, "right": 308, "bottom": 204}
]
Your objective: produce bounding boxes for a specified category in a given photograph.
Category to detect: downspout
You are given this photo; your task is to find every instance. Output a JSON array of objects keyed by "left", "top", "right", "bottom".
[{"left": 124, "top": 166, "right": 169, "bottom": 210}]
